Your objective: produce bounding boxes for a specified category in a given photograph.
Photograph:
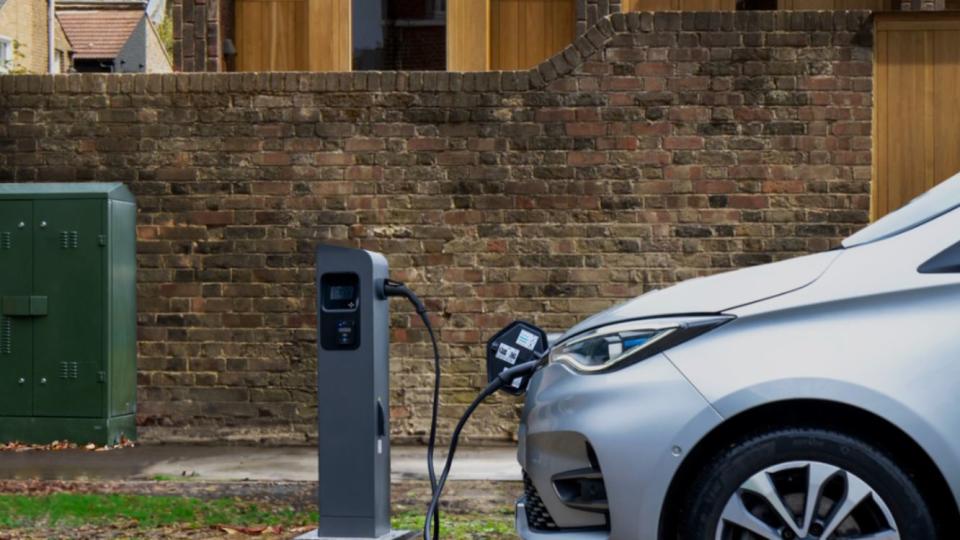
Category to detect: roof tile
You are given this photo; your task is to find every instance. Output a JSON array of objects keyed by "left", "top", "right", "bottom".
[{"left": 57, "top": 10, "right": 143, "bottom": 59}]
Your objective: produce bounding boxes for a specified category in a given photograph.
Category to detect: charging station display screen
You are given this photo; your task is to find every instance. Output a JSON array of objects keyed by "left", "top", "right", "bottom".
[
  {"left": 329, "top": 286, "right": 355, "bottom": 301},
  {"left": 322, "top": 273, "right": 360, "bottom": 311},
  {"left": 320, "top": 273, "right": 361, "bottom": 350}
]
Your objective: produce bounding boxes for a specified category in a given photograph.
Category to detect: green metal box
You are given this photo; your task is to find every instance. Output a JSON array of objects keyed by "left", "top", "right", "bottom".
[{"left": 0, "top": 183, "right": 137, "bottom": 445}]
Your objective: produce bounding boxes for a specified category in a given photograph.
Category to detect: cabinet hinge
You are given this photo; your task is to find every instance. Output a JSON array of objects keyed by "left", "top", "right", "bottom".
[
  {"left": 98, "top": 234, "right": 107, "bottom": 246},
  {"left": 98, "top": 371, "right": 106, "bottom": 382}
]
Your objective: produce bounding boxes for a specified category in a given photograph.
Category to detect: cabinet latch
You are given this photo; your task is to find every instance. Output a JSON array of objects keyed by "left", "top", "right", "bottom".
[{"left": 98, "top": 234, "right": 107, "bottom": 246}]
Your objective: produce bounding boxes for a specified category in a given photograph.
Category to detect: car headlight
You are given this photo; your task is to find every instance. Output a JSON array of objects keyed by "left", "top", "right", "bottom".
[{"left": 549, "top": 315, "right": 734, "bottom": 373}]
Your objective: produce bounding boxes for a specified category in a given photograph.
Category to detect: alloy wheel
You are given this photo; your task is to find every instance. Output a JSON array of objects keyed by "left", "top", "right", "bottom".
[{"left": 716, "top": 461, "right": 900, "bottom": 540}]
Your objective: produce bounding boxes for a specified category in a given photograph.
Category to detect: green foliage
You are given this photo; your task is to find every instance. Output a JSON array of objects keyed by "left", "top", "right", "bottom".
[
  {"left": 3, "top": 40, "right": 31, "bottom": 75},
  {"left": 156, "top": 0, "right": 175, "bottom": 59}
]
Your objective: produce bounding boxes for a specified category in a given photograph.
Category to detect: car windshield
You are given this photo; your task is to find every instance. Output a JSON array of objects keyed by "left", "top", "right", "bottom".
[{"left": 843, "top": 171, "right": 960, "bottom": 248}]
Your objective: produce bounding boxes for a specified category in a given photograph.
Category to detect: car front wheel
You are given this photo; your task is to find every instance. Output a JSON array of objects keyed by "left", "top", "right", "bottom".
[{"left": 679, "top": 429, "right": 936, "bottom": 540}]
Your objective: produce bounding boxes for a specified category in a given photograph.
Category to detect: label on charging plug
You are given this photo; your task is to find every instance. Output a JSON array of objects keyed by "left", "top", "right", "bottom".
[
  {"left": 516, "top": 329, "right": 540, "bottom": 351},
  {"left": 496, "top": 343, "right": 520, "bottom": 365}
]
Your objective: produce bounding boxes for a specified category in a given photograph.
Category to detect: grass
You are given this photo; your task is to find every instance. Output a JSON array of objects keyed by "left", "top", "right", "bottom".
[
  {"left": 0, "top": 493, "right": 316, "bottom": 529},
  {"left": 392, "top": 510, "right": 514, "bottom": 538},
  {"left": 0, "top": 493, "right": 516, "bottom": 538},
  {"left": 150, "top": 474, "right": 177, "bottom": 482}
]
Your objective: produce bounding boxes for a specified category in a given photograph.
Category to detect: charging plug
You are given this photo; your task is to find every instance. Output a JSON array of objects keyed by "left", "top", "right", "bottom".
[{"left": 382, "top": 279, "right": 427, "bottom": 314}]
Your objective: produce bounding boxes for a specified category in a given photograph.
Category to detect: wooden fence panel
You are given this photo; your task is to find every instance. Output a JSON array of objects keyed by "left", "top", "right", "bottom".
[
  {"left": 490, "top": 0, "right": 576, "bottom": 70},
  {"left": 235, "top": 0, "right": 350, "bottom": 71},
  {"left": 623, "top": 0, "right": 735, "bottom": 9},
  {"left": 874, "top": 14, "right": 960, "bottom": 218},
  {"left": 448, "top": 0, "right": 490, "bottom": 71},
  {"left": 778, "top": 0, "right": 892, "bottom": 9}
]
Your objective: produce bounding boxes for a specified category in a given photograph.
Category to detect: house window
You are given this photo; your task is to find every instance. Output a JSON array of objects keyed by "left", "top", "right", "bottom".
[
  {"left": 54, "top": 49, "right": 64, "bottom": 73},
  {"left": 0, "top": 37, "right": 12, "bottom": 73},
  {"left": 353, "top": 0, "right": 447, "bottom": 71}
]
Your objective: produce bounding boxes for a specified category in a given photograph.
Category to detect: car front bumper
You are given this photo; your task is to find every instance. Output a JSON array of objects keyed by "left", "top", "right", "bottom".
[{"left": 516, "top": 354, "right": 722, "bottom": 540}]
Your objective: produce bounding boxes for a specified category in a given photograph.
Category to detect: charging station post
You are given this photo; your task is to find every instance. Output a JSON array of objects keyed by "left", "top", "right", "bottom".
[{"left": 299, "top": 244, "right": 413, "bottom": 540}]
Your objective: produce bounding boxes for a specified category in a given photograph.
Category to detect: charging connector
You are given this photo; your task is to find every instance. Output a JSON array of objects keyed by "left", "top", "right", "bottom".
[
  {"left": 383, "top": 278, "right": 544, "bottom": 540},
  {"left": 422, "top": 358, "right": 542, "bottom": 540}
]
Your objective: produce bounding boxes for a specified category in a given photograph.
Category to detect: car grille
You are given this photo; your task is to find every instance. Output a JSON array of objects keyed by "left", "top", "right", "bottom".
[{"left": 523, "top": 471, "right": 559, "bottom": 530}]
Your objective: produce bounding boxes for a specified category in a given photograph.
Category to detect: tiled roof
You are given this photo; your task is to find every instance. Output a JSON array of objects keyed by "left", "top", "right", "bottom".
[{"left": 57, "top": 9, "right": 143, "bottom": 59}]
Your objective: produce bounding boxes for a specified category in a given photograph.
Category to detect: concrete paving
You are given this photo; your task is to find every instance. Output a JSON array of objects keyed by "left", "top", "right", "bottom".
[{"left": 0, "top": 445, "right": 521, "bottom": 482}]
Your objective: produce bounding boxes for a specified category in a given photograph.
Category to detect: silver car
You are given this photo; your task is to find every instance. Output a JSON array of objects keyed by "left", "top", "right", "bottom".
[{"left": 516, "top": 174, "right": 960, "bottom": 540}]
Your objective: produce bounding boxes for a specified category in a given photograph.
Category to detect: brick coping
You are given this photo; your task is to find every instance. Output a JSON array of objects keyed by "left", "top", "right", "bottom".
[{"left": 0, "top": 10, "right": 872, "bottom": 96}]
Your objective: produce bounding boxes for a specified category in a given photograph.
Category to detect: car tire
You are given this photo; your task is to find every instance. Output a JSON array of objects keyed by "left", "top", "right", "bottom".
[{"left": 679, "top": 428, "right": 936, "bottom": 539}]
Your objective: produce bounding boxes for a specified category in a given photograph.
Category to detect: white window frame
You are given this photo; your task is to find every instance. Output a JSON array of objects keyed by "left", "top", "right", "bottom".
[{"left": 0, "top": 36, "right": 12, "bottom": 74}]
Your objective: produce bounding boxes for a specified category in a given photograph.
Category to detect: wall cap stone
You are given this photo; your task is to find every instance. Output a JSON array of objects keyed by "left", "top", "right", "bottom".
[{"left": 0, "top": 10, "right": 874, "bottom": 95}]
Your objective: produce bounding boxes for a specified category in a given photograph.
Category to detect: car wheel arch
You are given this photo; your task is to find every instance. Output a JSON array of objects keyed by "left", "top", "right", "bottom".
[{"left": 656, "top": 398, "right": 959, "bottom": 540}]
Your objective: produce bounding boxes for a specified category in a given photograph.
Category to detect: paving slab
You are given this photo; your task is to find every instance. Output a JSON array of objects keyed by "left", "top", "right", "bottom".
[{"left": 0, "top": 445, "right": 521, "bottom": 482}]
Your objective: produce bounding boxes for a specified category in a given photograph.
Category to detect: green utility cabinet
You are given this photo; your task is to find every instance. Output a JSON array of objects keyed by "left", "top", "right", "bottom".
[{"left": 0, "top": 183, "right": 137, "bottom": 445}]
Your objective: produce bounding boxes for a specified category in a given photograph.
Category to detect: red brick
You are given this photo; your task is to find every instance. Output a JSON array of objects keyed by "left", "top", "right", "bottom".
[
  {"left": 664, "top": 136, "right": 705, "bottom": 150},
  {"left": 566, "top": 122, "right": 606, "bottom": 137}
]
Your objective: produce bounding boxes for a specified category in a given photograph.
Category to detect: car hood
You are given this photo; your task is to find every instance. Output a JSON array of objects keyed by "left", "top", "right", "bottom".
[{"left": 557, "top": 250, "right": 842, "bottom": 342}]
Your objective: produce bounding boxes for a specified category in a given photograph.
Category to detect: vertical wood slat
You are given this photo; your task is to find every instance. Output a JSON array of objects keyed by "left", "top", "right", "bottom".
[
  {"left": 873, "top": 14, "right": 960, "bottom": 219},
  {"left": 490, "top": 0, "right": 575, "bottom": 70},
  {"left": 307, "top": 0, "right": 351, "bottom": 71},
  {"left": 235, "top": 0, "right": 350, "bottom": 72},
  {"left": 779, "top": 0, "right": 893, "bottom": 8},
  {"left": 934, "top": 30, "right": 960, "bottom": 186},
  {"left": 622, "top": 0, "right": 735, "bottom": 10},
  {"left": 872, "top": 25, "right": 887, "bottom": 218},
  {"left": 447, "top": 0, "right": 490, "bottom": 71}
]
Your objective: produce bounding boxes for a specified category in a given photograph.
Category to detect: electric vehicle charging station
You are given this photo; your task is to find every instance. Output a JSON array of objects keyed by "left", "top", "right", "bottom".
[
  {"left": 300, "top": 244, "right": 413, "bottom": 540},
  {"left": 304, "top": 244, "right": 548, "bottom": 540}
]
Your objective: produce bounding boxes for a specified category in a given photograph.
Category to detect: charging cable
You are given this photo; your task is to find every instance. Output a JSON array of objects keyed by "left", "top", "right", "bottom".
[
  {"left": 382, "top": 279, "right": 441, "bottom": 540},
  {"left": 421, "top": 358, "right": 541, "bottom": 540},
  {"left": 384, "top": 278, "right": 543, "bottom": 540}
]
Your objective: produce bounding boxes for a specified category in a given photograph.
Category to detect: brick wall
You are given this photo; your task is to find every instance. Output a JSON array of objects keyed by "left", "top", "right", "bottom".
[
  {"left": 579, "top": 0, "right": 622, "bottom": 35},
  {"left": 0, "top": 11, "right": 874, "bottom": 444},
  {"left": 173, "top": 0, "right": 220, "bottom": 72}
]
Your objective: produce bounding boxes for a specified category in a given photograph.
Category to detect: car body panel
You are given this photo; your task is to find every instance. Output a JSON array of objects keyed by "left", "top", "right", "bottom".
[
  {"left": 670, "top": 205, "right": 960, "bottom": 514},
  {"left": 518, "top": 181, "right": 960, "bottom": 539},
  {"left": 519, "top": 355, "right": 722, "bottom": 539},
  {"left": 557, "top": 250, "right": 841, "bottom": 342},
  {"left": 843, "top": 169, "right": 960, "bottom": 247}
]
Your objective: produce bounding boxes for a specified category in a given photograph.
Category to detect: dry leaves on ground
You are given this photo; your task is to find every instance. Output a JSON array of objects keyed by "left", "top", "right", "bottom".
[{"left": 0, "top": 437, "right": 136, "bottom": 453}]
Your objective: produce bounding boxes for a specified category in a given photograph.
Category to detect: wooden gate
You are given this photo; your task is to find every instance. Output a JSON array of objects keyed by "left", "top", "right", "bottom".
[
  {"left": 234, "top": 0, "right": 351, "bottom": 71},
  {"left": 778, "top": 0, "right": 891, "bottom": 8},
  {"left": 489, "top": 0, "right": 576, "bottom": 70},
  {"left": 874, "top": 13, "right": 960, "bottom": 219},
  {"left": 448, "top": 0, "right": 576, "bottom": 71},
  {"left": 623, "top": 0, "right": 735, "bottom": 9}
]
